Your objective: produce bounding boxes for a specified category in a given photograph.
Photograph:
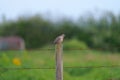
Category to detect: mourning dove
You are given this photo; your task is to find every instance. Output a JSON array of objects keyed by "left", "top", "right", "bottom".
[{"left": 54, "top": 34, "right": 65, "bottom": 44}]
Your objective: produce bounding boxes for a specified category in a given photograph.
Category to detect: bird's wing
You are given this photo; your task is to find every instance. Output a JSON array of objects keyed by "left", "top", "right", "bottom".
[{"left": 53, "top": 37, "right": 61, "bottom": 44}]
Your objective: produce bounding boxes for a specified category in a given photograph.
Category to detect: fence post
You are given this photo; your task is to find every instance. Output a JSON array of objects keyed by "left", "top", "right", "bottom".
[{"left": 55, "top": 42, "right": 63, "bottom": 80}]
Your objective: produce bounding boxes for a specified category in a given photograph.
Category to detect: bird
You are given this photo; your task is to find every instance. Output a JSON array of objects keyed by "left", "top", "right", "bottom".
[{"left": 54, "top": 34, "right": 65, "bottom": 44}]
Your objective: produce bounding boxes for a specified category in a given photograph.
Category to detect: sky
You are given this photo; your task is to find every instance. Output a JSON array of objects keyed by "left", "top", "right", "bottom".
[{"left": 0, "top": 0, "right": 120, "bottom": 21}]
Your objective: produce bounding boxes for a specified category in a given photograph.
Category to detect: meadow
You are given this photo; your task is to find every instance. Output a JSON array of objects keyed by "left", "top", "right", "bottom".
[{"left": 0, "top": 50, "right": 120, "bottom": 80}]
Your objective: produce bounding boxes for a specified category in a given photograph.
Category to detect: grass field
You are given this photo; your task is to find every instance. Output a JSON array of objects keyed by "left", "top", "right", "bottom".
[{"left": 0, "top": 50, "right": 120, "bottom": 80}]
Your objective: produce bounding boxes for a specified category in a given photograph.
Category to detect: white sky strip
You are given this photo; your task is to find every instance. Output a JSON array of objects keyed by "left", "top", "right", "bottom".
[{"left": 0, "top": 0, "right": 120, "bottom": 20}]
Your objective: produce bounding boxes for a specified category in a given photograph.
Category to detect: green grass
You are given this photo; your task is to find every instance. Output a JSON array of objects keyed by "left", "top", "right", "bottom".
[{"left": 0, "top": 50, "right": 120, "bottom": 80}]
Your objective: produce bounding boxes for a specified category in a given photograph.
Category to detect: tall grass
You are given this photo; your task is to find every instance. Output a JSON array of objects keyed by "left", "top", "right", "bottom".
[{"left": 0, "top": 50, "right": 120, "bottom": 80}]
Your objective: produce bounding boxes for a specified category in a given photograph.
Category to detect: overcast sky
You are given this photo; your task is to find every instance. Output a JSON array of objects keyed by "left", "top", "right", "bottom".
[{"left": 0, "top": 0, "right": 120, "bottom": 21}]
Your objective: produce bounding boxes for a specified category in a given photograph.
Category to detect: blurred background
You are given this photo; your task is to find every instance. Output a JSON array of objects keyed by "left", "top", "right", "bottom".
[
  {"left": 0, "top": 0, "right": 120, "bottom": 80},
  {"left": 0, "top": 0, "right": 120, "bottom": 51}
]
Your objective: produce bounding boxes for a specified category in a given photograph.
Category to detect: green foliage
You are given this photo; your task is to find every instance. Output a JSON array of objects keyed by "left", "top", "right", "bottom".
[
  {"left": 0, "top": 11, "right": 120, "bottom": 51},
  {"left": 0, "top": 51, "right": 120, "bottom": 80},
  {"left": 64, "top": 39, "right": 88, "bottom": 49}
]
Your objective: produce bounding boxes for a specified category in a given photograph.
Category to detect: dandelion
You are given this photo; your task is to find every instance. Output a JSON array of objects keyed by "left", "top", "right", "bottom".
[{"left": 13, "top": 58, "right": 21, "bottom": 66}]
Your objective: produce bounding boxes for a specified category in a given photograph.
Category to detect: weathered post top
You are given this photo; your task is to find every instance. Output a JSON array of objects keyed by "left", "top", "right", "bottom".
[{"left": 54, "top": 34, "right": 65, "bottom": 80}]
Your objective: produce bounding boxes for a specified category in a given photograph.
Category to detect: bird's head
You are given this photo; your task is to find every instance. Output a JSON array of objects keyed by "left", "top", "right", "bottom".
[{"left": 61, "top": 34, "right": 65, "bottom": 37}]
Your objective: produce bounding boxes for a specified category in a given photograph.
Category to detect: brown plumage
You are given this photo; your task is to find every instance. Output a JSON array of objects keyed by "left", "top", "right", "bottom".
[{"left": 54, "top": 34, "right": 65, "bottom": 44}]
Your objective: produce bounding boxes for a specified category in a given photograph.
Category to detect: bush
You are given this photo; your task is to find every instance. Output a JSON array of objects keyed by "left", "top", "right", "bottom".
[{"left": 64, "top": 39, "right": 88, "bottom": 50}]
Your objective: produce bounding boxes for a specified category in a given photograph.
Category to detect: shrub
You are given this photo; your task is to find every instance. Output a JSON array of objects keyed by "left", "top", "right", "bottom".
[{"left": 64, "top": 39, "right": 88, "bottom": 50}]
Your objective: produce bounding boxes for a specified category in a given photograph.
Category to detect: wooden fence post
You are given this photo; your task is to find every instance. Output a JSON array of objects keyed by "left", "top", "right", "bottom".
[{"left": 55, "top": 43, "right": 63, "bottom": 80}]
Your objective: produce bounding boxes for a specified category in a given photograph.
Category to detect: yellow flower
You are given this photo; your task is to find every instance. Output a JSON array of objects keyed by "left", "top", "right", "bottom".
[{"left": 13, "top": 58, "right": 21, "bottom": 66}]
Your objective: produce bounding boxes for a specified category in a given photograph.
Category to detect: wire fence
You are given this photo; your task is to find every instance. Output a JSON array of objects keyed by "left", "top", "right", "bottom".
[
  {"left": 0, "top": 48, "right": 120, "bottom": 80},
  {"left": 1, "top": 47, "right": 120, "bottom": 51},
  {"left": 1, "top": 65, "right": 120, "bottom": 70}
]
